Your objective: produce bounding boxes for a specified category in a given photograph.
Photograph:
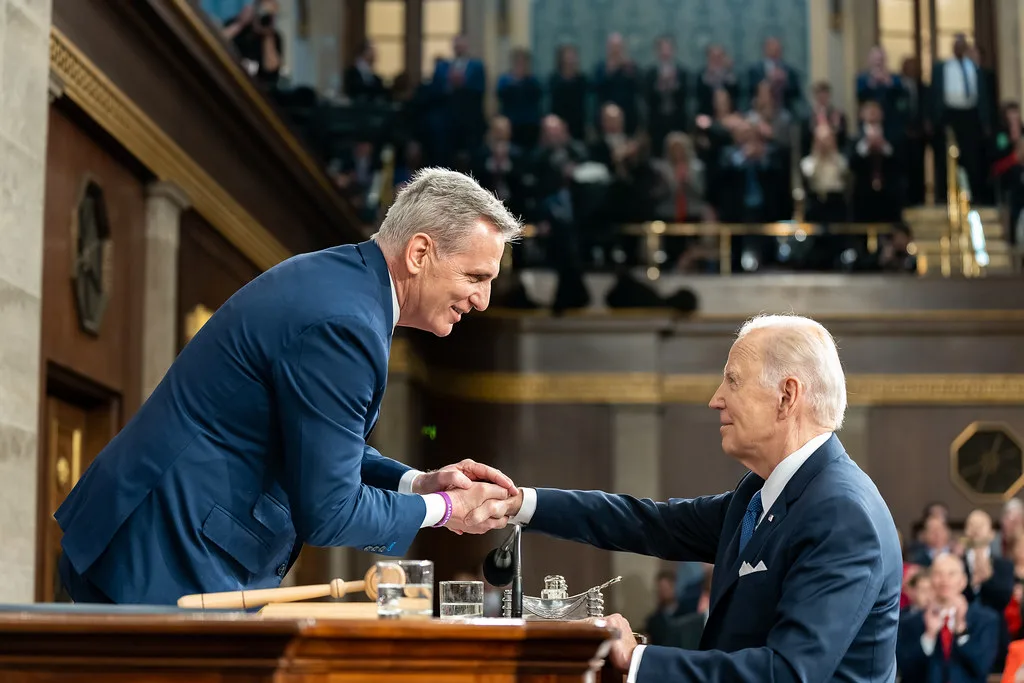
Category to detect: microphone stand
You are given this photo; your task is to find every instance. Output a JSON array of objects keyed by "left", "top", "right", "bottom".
[{"left": 510, "top": 523, "right": 523, "bottom": 618}]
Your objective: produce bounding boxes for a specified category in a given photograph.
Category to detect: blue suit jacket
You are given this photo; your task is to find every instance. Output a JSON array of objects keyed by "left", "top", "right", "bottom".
[
  {"left": 529, "top": 435, "right": 902, "bottom": 683},
  {"left": 896, "top": 605, "right": 999, "bottom": 683},
  {"left": 55, "top": 240, "right": 424, "bottom": 604}
]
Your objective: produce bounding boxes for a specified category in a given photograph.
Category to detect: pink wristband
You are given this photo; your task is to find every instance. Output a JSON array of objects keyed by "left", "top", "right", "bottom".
[{"left": 433, "top": 491, "right": 453, "bottom": 527}]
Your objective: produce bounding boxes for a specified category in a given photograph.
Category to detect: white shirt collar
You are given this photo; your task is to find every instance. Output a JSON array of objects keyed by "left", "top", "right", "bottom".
[
  {"left": 387, "top": 270, "right": 400, "bottom": 331},
  {"left": 758, "top": 432, "right": 832, "bottom": 523}
]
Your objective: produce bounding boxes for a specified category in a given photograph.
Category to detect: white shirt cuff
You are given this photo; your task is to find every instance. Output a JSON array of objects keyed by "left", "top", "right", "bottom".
[
  {"left": 398, "top": 469, "right": 422, "bottom": 494},
  {"left": 920, "top": 634, "right": 936, "bottom": 656},
  {"left": 626, "top": 644, "right": 647, "bottom": 683},
  {"left": 420, "top": 493, "right": 447, "bottom": 528},
  {"left": 510, "top": 487, "right": 537, "bottom": 525}
]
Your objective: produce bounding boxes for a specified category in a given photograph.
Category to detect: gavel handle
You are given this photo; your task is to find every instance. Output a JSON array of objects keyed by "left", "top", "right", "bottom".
[{"left": 178, "top": 583, "right": 335, "bottom": 609}]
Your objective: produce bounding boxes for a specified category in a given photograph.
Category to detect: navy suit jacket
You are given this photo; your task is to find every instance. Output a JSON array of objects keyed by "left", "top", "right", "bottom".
[
  {"left": 528, "top": 435, "right": 903, "bottom": 683},
  {"left": 55, "top": 240, "right": 424, "bottom": 604},
  {"left": 896, "top": 604, "right": 999, "bottom": 683}
]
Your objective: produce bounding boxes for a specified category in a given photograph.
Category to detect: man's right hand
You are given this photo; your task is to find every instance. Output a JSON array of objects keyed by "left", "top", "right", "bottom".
[{"left": 444, "top": 483, "right": 511, "bottom": 534}]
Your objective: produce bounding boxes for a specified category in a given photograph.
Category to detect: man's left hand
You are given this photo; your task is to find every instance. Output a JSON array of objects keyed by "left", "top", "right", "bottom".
[
  {"left": 412, "top": 459, "right": 517, "bottom": 498},
  {"left": 586, "top": 613, "right": 638, "bottom": 671}
]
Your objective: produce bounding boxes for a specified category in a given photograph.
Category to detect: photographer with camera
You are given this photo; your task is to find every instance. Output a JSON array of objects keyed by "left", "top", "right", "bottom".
[{"left": 222, "top": 0, "right": 283, "bottom": 85}]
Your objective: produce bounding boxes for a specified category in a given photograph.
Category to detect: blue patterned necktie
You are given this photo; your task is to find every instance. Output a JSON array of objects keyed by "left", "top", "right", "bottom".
[{"left": 739, "top": 490, "right": 763, "bottom": 554}]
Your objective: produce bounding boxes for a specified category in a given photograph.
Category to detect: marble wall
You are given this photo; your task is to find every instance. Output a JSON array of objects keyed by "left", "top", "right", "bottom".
[
  {"left": 0, "top": 0, "right": 53, "bottom": 602},
  {"left": 529, "top": 0, "right": 810, "bottom": 95}
]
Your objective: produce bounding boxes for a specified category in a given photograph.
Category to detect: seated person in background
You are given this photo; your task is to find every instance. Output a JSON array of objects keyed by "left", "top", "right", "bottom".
[
  {"left": 221, "top": 0, "right": 282, "bottom": 85},
  {"left": 644, "top": 570, "right": 684, "bottom": 646},
  {"left": 800, "top": 124, "right": 848, "bottom": 223},
  {"left": 904, "top": 570, "right": 933, "bottom": 616},
  {"left": 344, "top": 40, "right": 388, "bottom": 103},
  {"left": 897, "top": 553, "right": 999, "bottom": 683}
]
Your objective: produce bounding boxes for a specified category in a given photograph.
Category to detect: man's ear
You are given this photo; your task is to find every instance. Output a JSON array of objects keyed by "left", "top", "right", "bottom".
[
  {"left": 778, "top": 377, "right": 800, "bottom": 419},
  {"left": 405, "top": 233, "right": 433, "bottom": 274}
]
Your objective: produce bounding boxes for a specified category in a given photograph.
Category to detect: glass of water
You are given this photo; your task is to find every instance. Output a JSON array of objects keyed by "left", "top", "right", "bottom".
[
  {"left": 439, "top": 580, "right": 484, "bottom": 620},
  {"left": 376, "top": 560, "right": 434, "bottom": 619}
]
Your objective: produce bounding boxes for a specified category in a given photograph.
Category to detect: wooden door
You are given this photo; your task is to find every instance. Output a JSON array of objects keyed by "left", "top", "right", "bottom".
[
  {"left": 38, "top": 391, "right": 118, "bottom": 602},
  {"left": 41, "top": 398, "right": 88, "bottom": 602}
]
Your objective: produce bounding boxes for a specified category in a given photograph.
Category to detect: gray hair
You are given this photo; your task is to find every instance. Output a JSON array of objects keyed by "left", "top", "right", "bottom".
[
  {"left": 1004, "top": 498, "right": 1024, "bottom": 516},
  {"left": 736, "top": 314, "right": 848, "bottom": 430},
  {"left": 373, "top": 167, "right": 522, "bottom": 257}
]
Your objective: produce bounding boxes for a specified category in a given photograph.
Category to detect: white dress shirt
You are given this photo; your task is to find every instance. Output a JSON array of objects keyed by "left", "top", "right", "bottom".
[
  {"left": 388, "top": 269, "right": 448, "bottom": 528},
  {"left": 513, "top": 432, "right": 834, "bottom": 682},
  {"left": 943, "top": 58, "right": 978, "bottom": 110}
]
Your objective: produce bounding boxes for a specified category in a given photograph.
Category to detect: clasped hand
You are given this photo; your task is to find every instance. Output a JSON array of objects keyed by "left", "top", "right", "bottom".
[{"left": 411, "top": 459, "right": 521, "bottom": 533}]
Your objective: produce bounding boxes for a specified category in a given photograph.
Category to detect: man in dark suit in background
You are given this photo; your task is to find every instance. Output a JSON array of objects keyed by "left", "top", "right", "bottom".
[
  {"left": 931, "top": 34, "right": 990, "bottom": 202},
  {"left": 344, "top": 40, "right": 388, "bottom": 103},
  {"left": 897, "top": 553, "right": 999, "bottom": 683},
  {"left": 56, "top": 169, "right": 521, "bottom": 604},
  {"left": 747, "top": 37, "right": 802, "bottom": 114},
  {"left": 486, "top": 314, "right": 903, "bottom": 682}
]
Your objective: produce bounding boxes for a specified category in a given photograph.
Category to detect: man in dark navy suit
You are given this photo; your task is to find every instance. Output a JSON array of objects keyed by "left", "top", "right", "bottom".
[
  {"left": 488, "top": 314, "right": 903, "bottom": 682},
  {"left": 56, "top": 168, "right": 523, "bottom": 604},
  {"left": 897, "top": 552, "right": 999, "bottom": 683}
]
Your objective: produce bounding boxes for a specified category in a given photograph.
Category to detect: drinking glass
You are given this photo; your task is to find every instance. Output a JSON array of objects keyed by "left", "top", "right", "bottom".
[
  {"left": 376, "top": 560, "right": 434, "bottom": 619},
  {"left": 439, "top": 580, "right": 484, "bottom": 620}
]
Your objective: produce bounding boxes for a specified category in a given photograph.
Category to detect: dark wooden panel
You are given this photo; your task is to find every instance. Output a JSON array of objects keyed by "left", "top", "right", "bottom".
[
  {"left": 660, "top": 405, "right": 748, "bottom": 503},
  {"left": 867, "top": 406, "right": 1024, "bottom": 538},
  {"left": 42, "top": 107, "right": 146, "bottom": 416},
  {"left": 177, "top": 209, "right": 261, "bottom": 350},
  {"left": 51, "top": 0, "right": 360, "bottom": 257},
  {"left": 412, "top": 400, "right": 615, "bottom": 596}
]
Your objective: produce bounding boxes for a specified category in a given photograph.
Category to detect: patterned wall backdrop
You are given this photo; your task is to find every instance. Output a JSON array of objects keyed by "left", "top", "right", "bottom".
[{"left": 530, "top": 0, "right": 809, "bottom": 89}]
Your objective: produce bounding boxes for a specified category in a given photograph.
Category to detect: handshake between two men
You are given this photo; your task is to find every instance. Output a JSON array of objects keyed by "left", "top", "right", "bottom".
[{"left": 408, "top": 458, "right": 522, "bottom": 534}]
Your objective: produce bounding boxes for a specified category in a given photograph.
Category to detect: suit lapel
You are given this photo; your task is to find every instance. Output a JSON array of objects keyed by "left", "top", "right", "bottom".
[{"left": 708, "top": 436, "right": 846, "bottom": 616}]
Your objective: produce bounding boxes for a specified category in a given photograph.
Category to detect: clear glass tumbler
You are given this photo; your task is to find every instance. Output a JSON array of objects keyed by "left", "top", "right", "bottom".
[{"left": 376, "top": 559, "right": 434, "bottom": 619}]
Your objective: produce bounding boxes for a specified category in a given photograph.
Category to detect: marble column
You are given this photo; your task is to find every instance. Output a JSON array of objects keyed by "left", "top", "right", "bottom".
[
  {"left": 141, "top": 182, "right": 190, "bottom": 401},
  {"left": 0, "top": 0, "right": 54, "bottom": 603},
  {"left": 609, "top": 405, "right": 662, "bottom": 625}
]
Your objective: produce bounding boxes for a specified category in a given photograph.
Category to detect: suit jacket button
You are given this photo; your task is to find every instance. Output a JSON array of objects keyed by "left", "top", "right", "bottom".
[{"left": 277, "top": 563, "right": 288, "bottom": 577}]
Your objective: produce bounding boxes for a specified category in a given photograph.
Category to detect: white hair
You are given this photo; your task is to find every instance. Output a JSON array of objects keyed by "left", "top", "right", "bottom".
[
  {"left": 372, "top": 167, "right": 523, "bottom": 257},
  {"left": 1004, "top": 498, "right": 1024, "bottom": 516},
  {"left": 736, "top": 314, "right": 848, "bottom": 430}
]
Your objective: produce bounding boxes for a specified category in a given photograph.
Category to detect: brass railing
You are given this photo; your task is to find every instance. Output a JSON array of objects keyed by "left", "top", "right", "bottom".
[
  {"left": 944, "top": 127, "right": 989, "bottom": 277},
  {"left": 621, "top": 221, "right": 899, "bottom": 278}
]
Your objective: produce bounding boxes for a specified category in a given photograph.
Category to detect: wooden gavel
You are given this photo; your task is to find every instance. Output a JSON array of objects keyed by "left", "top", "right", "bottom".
[{"left": 177, "top": 565, "right": 406, "bottom": 609}]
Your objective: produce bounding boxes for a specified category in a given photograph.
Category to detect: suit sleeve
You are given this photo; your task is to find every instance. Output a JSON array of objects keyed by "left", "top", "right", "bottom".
[
  {"left": 273, "top": 318, "right": 423, "bottom": 553},
  {"left": 636, "top": 496, "right": 889, "bottom": 683},
  {"left": 528, "top": 488, "right": 731, "bottom": 563},
  {"left": 361, "top": 444, "right": 411, "bottom": 490},
  {"left": 950, "top": 609, "right": 999, "bottom": 678}
]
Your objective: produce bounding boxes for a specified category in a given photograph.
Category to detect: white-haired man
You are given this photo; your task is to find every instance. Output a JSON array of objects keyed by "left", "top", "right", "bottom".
[
  {"left": 485, "top": 314, "right": 903, "bottom": 682},
  {"left": 56, "top": 168, "right": 521, "bottom": 604}
]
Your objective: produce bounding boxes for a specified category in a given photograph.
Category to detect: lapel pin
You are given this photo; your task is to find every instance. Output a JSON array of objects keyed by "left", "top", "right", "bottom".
[{"left": 768, "top": 514, "right": 774, "bottom": 522}]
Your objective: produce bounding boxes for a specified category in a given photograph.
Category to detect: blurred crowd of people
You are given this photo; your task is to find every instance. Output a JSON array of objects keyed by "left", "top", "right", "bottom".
[
  {"left": 648, "top": 500, "right": 1024, "bottom": 683},
  {"left": 214, "top": 2, "right": 1024, "bottom": 277}
]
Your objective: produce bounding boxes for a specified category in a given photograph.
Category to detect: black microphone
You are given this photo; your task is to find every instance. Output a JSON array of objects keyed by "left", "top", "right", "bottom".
[
  {"left": 482, "top": 525, "right": 523, "bottom": 617},
  {"left": 483, "top": 526, "right": 517, "bottom": 586}
]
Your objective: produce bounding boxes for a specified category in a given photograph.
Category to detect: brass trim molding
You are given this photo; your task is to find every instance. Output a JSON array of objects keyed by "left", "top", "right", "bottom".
[
  {"left": 387, "top": 356, "right": 1024, "bottom": 405},
  {"left": 49, "top": 28, "right": 290, "bottom": 272}
]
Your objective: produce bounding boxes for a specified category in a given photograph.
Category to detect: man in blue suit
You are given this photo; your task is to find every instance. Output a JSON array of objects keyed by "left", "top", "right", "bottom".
[
  {"left": 896, "top": 552, "right": 999, "bottom": 683},
  {"left": 56, "top": 168, "right": 523, "bottom": 604},
  {"left": 489, "top": 314, "right": 903, "bottom": 682}
]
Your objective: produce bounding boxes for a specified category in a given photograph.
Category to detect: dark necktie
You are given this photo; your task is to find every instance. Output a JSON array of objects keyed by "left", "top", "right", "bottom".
[
  {"left": 739, "top": 490, "right": 763, "bottom": 553},
  {"left": 959, "top": 59, "right": 973, "bottom": 99}
]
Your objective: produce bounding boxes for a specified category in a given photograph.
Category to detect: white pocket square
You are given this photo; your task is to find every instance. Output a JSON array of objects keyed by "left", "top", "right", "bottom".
[{"left": 738, "top": 560, "right": 768, "bottom": 577}]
